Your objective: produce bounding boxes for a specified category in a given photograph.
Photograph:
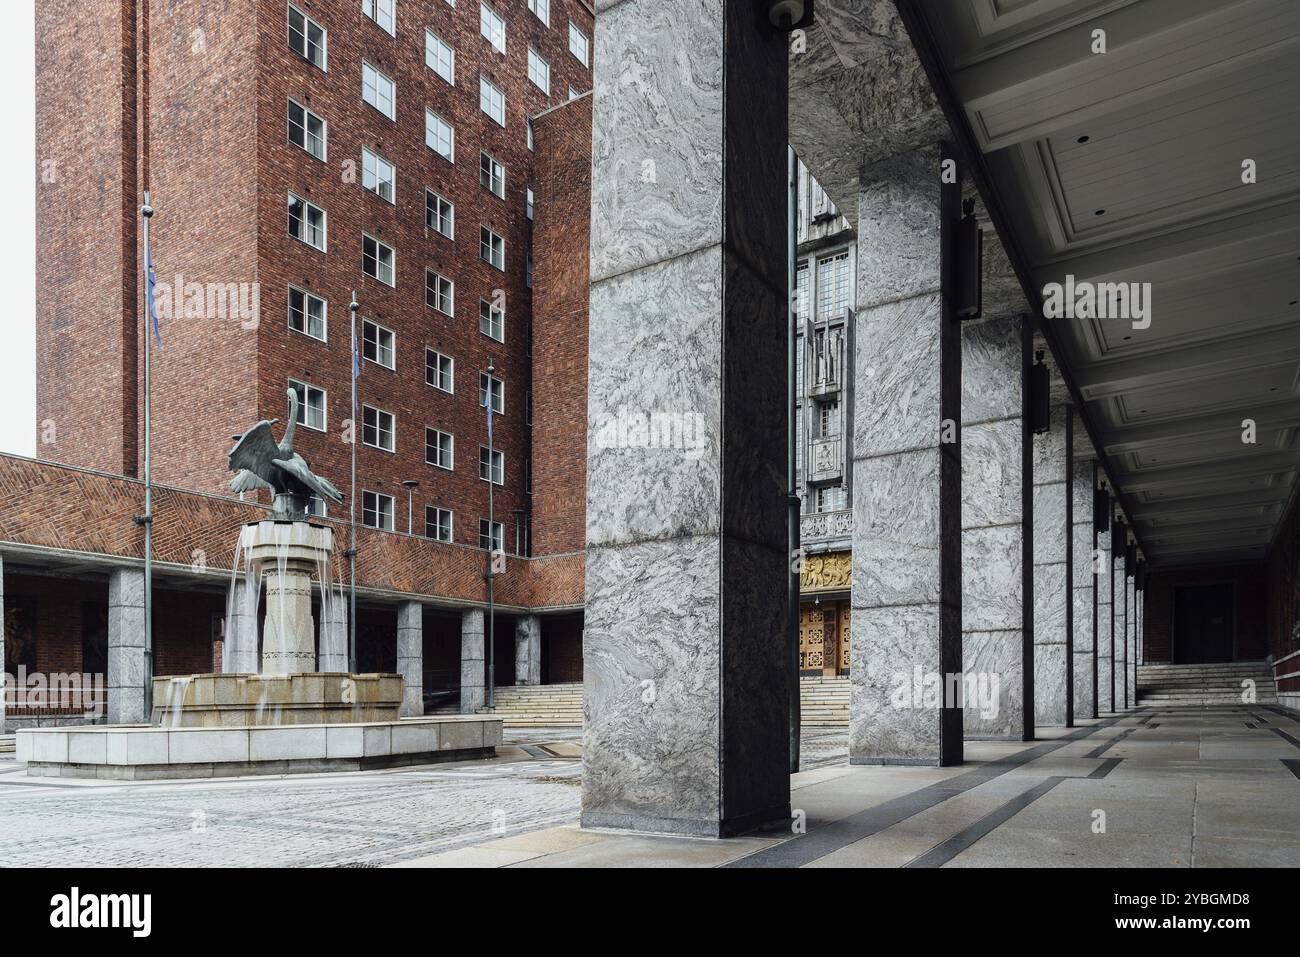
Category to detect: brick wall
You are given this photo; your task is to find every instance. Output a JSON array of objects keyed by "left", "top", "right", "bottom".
[
  {"left": 1143, "top": 563, "right": 1269, "bottom": 663},
  {"left": 1267, "top": 489, "right": 1300, "bottom": 692},
  {"left": 530, "top": 94, "right": 591, "bottom": 556}
]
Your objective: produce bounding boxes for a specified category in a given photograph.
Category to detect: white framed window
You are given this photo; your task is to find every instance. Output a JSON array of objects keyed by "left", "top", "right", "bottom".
[
  {"left": 288, "top": 99, "right": 326, "bottom": 160},
  {"left": 363, "top": 0, "right": 395, "bottom": 35},
  {"left": 479, "top": 298, "right": 503, "bottom": 342},
  {"left": 363, "top": 404, "right": 396, "bottom": 452},
  {"left": 362, "top": 233, "right": 395, "bottom": 286},
  {"left": 362, "top": 61, "right": 396, "bottom": 120},
  {"left": 568, "top": 86, "right": 579, "bottom": 100},
  {"left": 362, "top": 148, "right": 395, "bottom": 204},
  {"left": 527, "top": 47, "right": 550, "bottom": 94},
  {"left": 426, "top": 269, "right": 454, "bottom": 316},
  {"left": 425, "top": 427, "right": 454, "bottom": 470},
  {"left": 478, "top": 519, "right": 503, "bottom": 552},
  {"left": 479, "top": 2, "right": 505, "bottom": 53},
  {"left": 425, "top": 29, "right": 454, "bottom": 84},
  {"left": 569, "top": 22, "right": 589, "bottom": 67},
  {"left": 527, "top": 118, "right": 534, "bottom": 151},
  {"left": 426, "top": 190, "right": 454, "bottom": 239},
  {"left": 528, "top": 0, "right": 549, "bottom": 26},
  {"left": 526, "top": 187, "right": 534, "bottom": 220},
  {"left": 288, "top": 286, "right": 327, "bottom": 341},
  {"left": 479, "top": 446, "right": 504, "bottom": 485},
  {"left": 479, "top": 371, "right": 504, "bottom": 415},
  {"left": 363, "top": 490, "right": 395, "bottom": 530},
  {"left": 426, "top": 110, "right": 454, "bottom": 161},
  {"left": 479, "top": 151, "right": 505, "bottom": 198},
  {"left": 479, "top": 75, "right": 505, "bottom": 126},
  {"left": 479, "top": 225, "right": 504, "bottom": 270},
  {"left": 305, "top": 495, "right": 328, "bottom": 518},
  {"left": 362, "top": 318, "right": 395, "bottom": 370},
  {"left": 426, "top": 348, "right": 454, "bottom": 393},
  {"left": 288, "top": 4, "right": 327, "bottom": 70},
  {"left": 426, "top": 506, "right": 453, "bottom": 543},
  {"left": 288, "top": 378, "right": 327, "bottom": 431},
  {"left": 288, "top": 193, "right": 326, "bottom": 251}
]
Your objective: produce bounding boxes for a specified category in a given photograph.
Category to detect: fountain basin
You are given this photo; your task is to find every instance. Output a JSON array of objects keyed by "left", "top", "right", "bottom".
[{"left": 151, "top": 673, "right": 403, "bottom": 727}]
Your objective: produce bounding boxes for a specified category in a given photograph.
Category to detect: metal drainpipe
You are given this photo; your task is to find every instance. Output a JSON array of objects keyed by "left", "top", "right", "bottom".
[{"left": 788, "top": 146, "right": 802, "bottom": 774}]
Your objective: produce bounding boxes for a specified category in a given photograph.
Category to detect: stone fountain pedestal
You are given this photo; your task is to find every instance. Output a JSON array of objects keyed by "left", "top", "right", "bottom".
[{"left": 243, "top": 520, "right": 333, "bottom": 675}]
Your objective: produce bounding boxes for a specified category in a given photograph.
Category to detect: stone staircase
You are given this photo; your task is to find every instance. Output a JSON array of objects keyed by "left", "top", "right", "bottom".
[
  {"left": 0, "top": 735, "right": 15, "bottom": 757},
  {"left": 489, "top": 677, "right": 852, "bottom": 729},
  {"left": 1137, "top": 661, "right": 1277, "bottom": 707}
]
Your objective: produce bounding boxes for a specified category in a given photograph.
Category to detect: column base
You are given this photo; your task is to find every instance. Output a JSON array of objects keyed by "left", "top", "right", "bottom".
[{"left": 581, "top": 800, "right": 792, "bottom": 839}]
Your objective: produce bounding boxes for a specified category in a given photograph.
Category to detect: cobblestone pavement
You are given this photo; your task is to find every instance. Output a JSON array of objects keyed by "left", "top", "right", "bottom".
[{"left": 0, "top": 727, "right": 847, "bottom": 867}]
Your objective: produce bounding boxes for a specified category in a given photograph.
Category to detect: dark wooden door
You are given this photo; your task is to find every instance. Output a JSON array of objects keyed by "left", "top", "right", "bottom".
[{"left": 1174, "top": 584, "right": 1235, "bottom": 663}]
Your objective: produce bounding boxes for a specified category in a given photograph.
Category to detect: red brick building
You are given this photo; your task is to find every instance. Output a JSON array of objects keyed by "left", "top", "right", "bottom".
[{"left": 17, "top": 0, "right": 595, "bottom": 725}]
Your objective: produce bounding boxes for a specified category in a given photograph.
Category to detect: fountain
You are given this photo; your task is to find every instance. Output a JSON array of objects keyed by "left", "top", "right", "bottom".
[{"left": 17, "top": 390, "right": 502, "bottom": 778}]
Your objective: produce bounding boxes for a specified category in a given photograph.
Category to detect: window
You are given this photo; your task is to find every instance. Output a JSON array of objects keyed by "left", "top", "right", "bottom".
[
  {"left": 527, "top": 118, "right": 534, "bottom": 151},
  {"left": 526, "top": 187, "right": 534, "bottom": 220},
  {"left": 479, "top": 371, "right": 504, "bottom": 415},
  {"left": 288, "top": 99, "right": 326, "bottom": 160},
  {"left": 288, "top": 378, "right": 326, "bottom": 431},
  {"left": 362, "top": 319, "right": 395, "bottom": 370},
  {"left": 569, "top": 22, "right": 589, "bottom": 66},
  {"left": 363, "top": 0, "right": 395, "bottom": 35},
  {"left": 425, "top": 428, "right": 454, "bottom": 470},
  {"left": 288, "top": 4, "right": 326, "bottom": 70},
  {"left": 363, "top": 491, "right": 395, "bottom": 531},
  {"left": 527, "top": 48, "right": 550, "bottom": 94},
  {"left": 426, "top": 506, "right": 453, "bottom": 543},
  {"left": 362, "top": 148, "right": 395, "bottom": 203},
  {"left": 362, "top": 234, "right": 395, "bottom": 286},
  {"left": 479, "top": 446, "right": 504, "bottom": 485},
  {"left": 362, "top": 61, "right": 395, "bottom": 120},
  {"left": 479, "top": 226, "right": 504, "bottom": 270},
  {"left": 479, "top": 3, "right": 505, "bottom": 53},
  {"left": 305, "top": 495, "right": 328, "bottom": 518},
  {"left": 288, "top": 193, "right": 326, "bottom": 250},
  {"left": 426, "top": 110, "right": 454, "bottom": 161},
  {"left": 526, "top": 252, "right": 533, "bottom": 289},
  {"left": 568, "top": 86, "right": 579, "bottom": 100},
  {"left": 478, "top": 519, "right": 504, "bottom": 551},
  {"left": 528, "top": 0, "right": 549, "bottom": 26},
  {"left": 288, "top": 286, "right": 326, "bottom": 341},
  {"left": 479, "top": 298, "right": 503, "bottom": 342},
  {"left": 479, "top": 76, "right": 505, "bottom": 126},
  {"left": 426, "top": 29, "right": 454, "bottom": 84},
  {"left": 426, "top": 190, "right": 454, "bottom": 239},
  {"left": 479, "top": 152, "right": 504, "bottom": 198},
  {"left": 426, "top": 349, "right": 454, "bottom": 393},
  {"left": 816, "top": 251, "right": 851, "bottom": 320},
  {"left": 426, "top": 270, "right": 454, "bottom": 316},
  {"left": 363, "top": 405, "right": 395, "bottom": 452}
]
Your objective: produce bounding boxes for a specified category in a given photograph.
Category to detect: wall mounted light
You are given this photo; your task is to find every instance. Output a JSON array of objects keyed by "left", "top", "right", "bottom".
[{"left": 764, "top": 0, "right": 814, "bottom": 31}]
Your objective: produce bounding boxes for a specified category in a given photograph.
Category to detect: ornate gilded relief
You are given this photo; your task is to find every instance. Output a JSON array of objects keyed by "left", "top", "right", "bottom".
[{"left": 800, "top": 551, "right": 851, "bottom": 594}]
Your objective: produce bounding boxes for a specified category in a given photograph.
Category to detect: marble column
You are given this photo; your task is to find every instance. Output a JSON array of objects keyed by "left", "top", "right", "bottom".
[
  {"left": 850, "top": 145, "right": 963, "bottom": 767},
  {"left": 317, "top": 588, "right": 349, "bottom": 673},
  {"left": 1033, "top": 402, "right": 1071, "bottom": 726},
  {"left": 582, "top": 0, "right": 790, "bottom": 836},
  {"left": 397, "top": 601, "right": 423, "bottom": 717},
  {"left": 460, "top": 608, "right": 485, "bottom": 713},
  {"left": 0, "top": 552, "right": 6, "bottom": 733},
  {"left": 224, "top": 579, "right": 260, "bottom": 674},
  {"left": 515, "top": 615, "right": 541, "bottom": 686},
  {"left": 1096, "top": 516, "right": 1114, "bottom": 713},
  {"left": 1110, "top": 523, "right": 1125, "bottom": 712},
  {"left": 108, "top": 567, "right": 147, "bottom": 725},
  {"left": 1070, "top": 450, "right": 1097, "bottom": 721},
  {"left": 961, "top": 314, "right": 1030, "bottom": 739},
  {"left": 1126, "top": 573, "right": 1137, "bottom": 709}
]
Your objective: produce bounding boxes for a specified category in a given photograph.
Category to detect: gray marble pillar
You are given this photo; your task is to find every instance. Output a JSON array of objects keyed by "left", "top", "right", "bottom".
[
  {"left": 0, "top": 552, "right": 6, "bottom": 734},
  {"left": 224, "top": 579, "right": 260, "bottom": 674},
  {"left": 460, "top": 608, "right": 485, "bottom": 714},
  {"left": 515, "top": 615, "right": 541, "bottom": 687},
  {"left": 1126, "top": 573, "right": 1136, "bottom": 709},
  {"left": 108, "top": 567, "right": 147, "bottom": 725},
  {"left": 317, "top": 588, "right": 349, "bottom": 673},
  {"left": 581, "top": 0, "right": 790, "bottom": 836},
  {"left": 1110, "top": 532, "right": 1125, "bottom": 712},
  {"left": 1033, "top": 403, "right": 1070, "bottom": 726},
  {"left": 1096, "top": 522, "right": 1113, "bottom": 713},
  {"left": 1070, "top": 451, "right": 1097, "bottom": 721},
  {"left": 961, "top": 314, "right": 1029, "bottom": 738},
  {"left": 850, "top": 145, "right": 963, "bottom": 767},
  {"left": 397, "top": 601, "right": 423, "bottom": 717}
]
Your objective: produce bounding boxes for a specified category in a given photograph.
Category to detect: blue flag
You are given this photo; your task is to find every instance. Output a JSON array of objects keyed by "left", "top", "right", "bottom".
[{"left": 145, "top": 238, "right": 163, "bottom": 350}]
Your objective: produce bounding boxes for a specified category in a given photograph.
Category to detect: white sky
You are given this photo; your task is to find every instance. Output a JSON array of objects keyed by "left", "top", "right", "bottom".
[{"left": 0, "top": 2, "right": 36, "bottom": 457}]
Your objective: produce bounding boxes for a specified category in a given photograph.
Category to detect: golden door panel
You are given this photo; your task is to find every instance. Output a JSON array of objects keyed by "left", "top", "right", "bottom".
[
  {"left": 838, "top": 602, "right": 851, "bottom": 673},
  {"left": 799, "top": 606, "right": 824, "bottom": 671}
]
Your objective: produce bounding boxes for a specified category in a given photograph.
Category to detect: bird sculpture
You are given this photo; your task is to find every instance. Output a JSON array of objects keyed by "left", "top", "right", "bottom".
[{"left": 228, "top": 388, "right": 344, "bottom": 520}]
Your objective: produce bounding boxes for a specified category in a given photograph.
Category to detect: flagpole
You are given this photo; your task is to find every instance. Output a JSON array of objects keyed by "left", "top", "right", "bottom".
[
  {"left": 348, "top": 292, "right": 359, "bottom": 674},
  {"left": 486, "top": 359, "right": 496, "bottom": 712},
  {"left": 140, "top": 193, "right": 155, "bottom": 720}
]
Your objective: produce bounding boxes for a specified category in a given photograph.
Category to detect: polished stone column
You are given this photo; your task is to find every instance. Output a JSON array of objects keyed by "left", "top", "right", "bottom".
[
  {"left": 460, "top": 608, "right": 485, "bottom": 714},
  {"left": 515, "top": 615, "right": 541, "bottom": 686},
  {"left": 582, "top": 0, "right": 790, "bottom": 835},
  {"left": 1110, "top": 527, "right": 1125, "bottom": 711},
  {"left": 317, "top": 589, "right": 348, "bottom": 673},
  {"left": 850, "top": 145, "right": 962, "bottom": 767},
  {"left": 108, "top": 568, "right": 147, "bottom": 725},
  {"left": 1126, "top": 573, "right": 1136, "bottom": 709},
  {"left": 961, "top": 314, "right": 1029, "bottom": 738},
  {"left": 1070, "top": 450, "right": 1097, "bottom": 720},
  {"left": 0, "top": 552, "right": 6, "bottom": 733},
  {"left": 1033, "top": 402, "right": 1071, "bottom": 726},
  {"left": 1096, "top": 520, "right": 1113, "bottom": 713},
  {"left": 397, "top": 601, "right": 423, "bottom": 717},
  {"left": 224, "top": 579, "right": 260, "bottom": 674}
]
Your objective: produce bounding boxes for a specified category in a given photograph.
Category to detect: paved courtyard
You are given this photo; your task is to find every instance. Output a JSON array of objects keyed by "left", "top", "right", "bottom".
[{"left": 3, "top": 709, "right": 1298, "bottom": 867}]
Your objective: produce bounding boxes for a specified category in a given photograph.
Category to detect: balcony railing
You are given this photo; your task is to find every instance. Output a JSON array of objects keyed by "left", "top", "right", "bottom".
[{"left": 800, "top": 509, "right": 852, "bottom": 546}]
